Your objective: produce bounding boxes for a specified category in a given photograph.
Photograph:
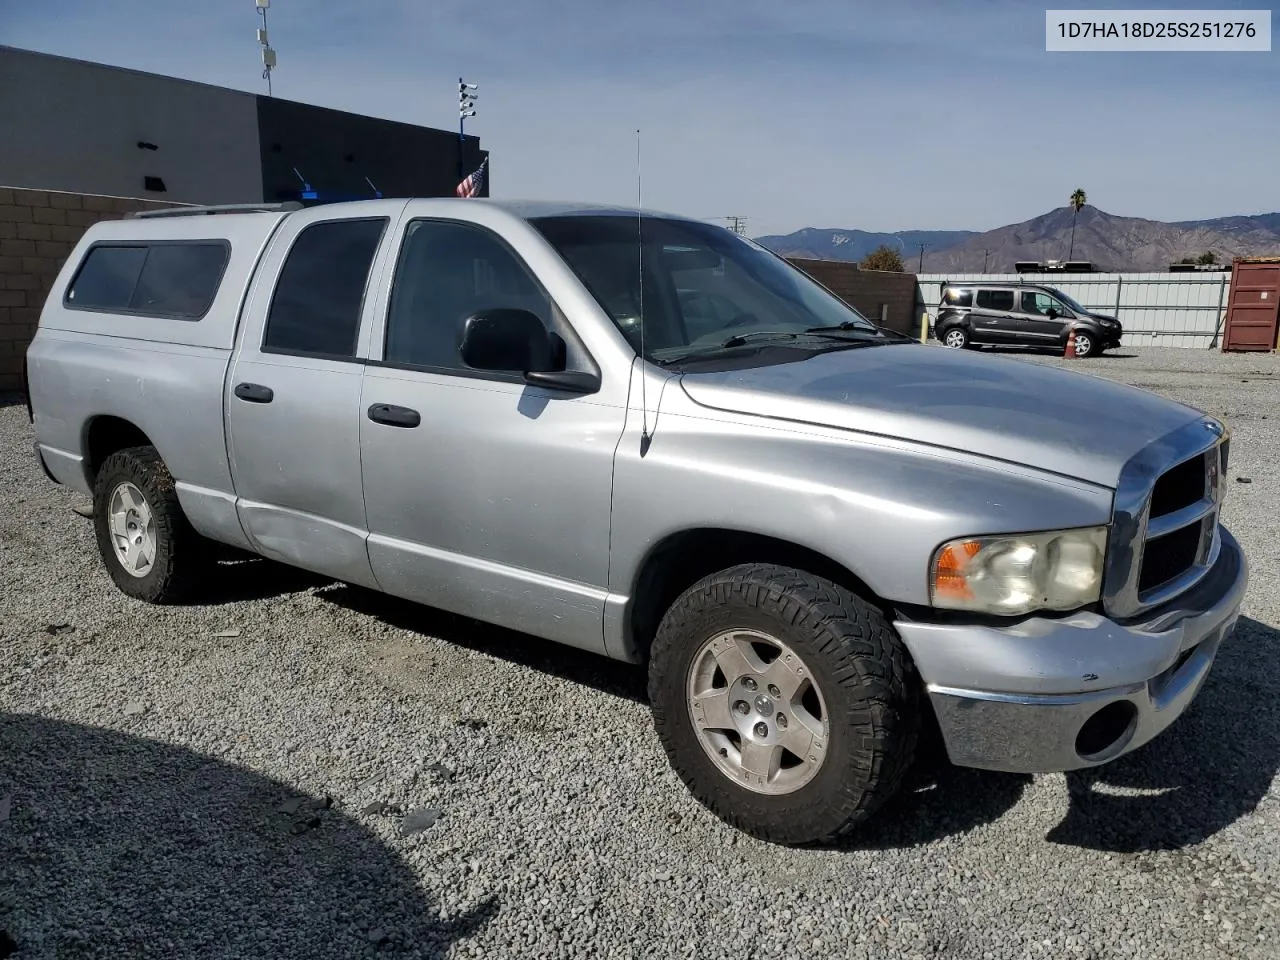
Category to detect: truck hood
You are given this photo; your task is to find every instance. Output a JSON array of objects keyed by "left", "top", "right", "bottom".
[{"left": 677, "top": 345, "right": 1204, "bottom": 488}]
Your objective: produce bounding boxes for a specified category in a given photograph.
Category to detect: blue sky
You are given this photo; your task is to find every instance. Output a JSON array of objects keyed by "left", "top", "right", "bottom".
[{"left": 5, "top": 0, "right": 1278, "bottom": 235}]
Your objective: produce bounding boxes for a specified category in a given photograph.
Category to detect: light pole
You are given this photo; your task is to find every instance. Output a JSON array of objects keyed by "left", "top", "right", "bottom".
[
  {"left": 256, "top": 0, "right": 276, "bottom": 97},
  {"left": 458, "top": 79, "right": 478, "bottom": 182}
]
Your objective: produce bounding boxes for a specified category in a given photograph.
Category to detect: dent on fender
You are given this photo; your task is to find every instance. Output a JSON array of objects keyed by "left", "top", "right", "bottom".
[{"left": 657, "top": 454, "right": 948, "bottom": 524}]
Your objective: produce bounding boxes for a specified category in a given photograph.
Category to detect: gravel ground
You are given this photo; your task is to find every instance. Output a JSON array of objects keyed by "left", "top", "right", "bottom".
[{"left": 1, "top": 345, "right": 1278, "bottom": 960}]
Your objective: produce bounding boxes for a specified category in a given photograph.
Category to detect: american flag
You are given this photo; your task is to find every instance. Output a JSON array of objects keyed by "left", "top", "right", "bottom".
[{"left": 455, "top": 158, "right": 488, "bottom": 198}]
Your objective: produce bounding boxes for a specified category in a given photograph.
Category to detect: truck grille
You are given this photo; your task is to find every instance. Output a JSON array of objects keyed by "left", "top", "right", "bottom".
[
  {"left": 1149, "top": 452, "right": 1208, "bottom": 518},
  {"left": 1138, "top": 521, "right": 1204, "bottom": 594},
  {"left": 1102, "top": 419, "right": 1228, "bottom": 620}
]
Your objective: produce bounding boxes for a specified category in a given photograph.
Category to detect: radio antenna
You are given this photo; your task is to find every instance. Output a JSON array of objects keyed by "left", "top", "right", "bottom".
[{"left": 636, "top": 128, "right": 651, "bottom": 456}]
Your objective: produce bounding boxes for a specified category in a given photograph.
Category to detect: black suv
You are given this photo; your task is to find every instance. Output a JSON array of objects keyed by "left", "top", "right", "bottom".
[{"left": 933, "top": 281, "right": 1123, "bottom": 357}]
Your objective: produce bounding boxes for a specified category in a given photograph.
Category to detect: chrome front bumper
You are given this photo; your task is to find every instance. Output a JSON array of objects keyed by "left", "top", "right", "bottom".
[{"left": 894, "top": 527, "right": 1247, "bottom": 774}]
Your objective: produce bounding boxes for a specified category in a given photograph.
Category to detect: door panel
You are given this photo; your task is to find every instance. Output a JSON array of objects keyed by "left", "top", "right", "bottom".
[
  {"left": 973, "top": 289, "right": 1017, "bottom": 343},
  {"left": 226, "top": 356, "right": 376, "bottom": 586},
  {"left": 360, "top": 370, "right": 622, "bottom": 651},
  {"left": 224, "top": 209, "right": 400, "bottom": 588}
]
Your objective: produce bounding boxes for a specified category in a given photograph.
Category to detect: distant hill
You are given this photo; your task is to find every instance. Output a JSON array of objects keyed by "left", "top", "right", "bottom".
[
  {"left": 1174, "top": 212, "right": 1280, "bottom": 234},
  {"left": 752, "top": 227, "right": 977, "bottom": 263},
  {"left": 755, "top": 208, "right": 1280, "bottom": 273}
]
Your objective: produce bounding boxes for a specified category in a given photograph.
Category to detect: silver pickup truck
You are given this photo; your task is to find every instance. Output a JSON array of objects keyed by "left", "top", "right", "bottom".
[{"left": 23, "top": 198, "right": 1247, "bottom": 846}]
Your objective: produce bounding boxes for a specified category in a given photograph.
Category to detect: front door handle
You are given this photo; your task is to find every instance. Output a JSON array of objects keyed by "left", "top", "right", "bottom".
[
  {"left": 367, "top": 403, "right": 421, "bottom": 428},
  {"left": 234, "top": 382, "right": 274, "bottom": 403}
]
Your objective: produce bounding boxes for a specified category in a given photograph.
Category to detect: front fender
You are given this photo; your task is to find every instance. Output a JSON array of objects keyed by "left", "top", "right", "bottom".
[{"left": 608, "top": 389, "right": 1115, "bottom": 612}]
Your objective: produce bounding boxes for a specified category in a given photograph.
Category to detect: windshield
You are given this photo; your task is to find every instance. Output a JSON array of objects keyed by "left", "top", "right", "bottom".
[
  {"left": 529, "top": 215, "right": 885, "bottom": 364},
  {"left": 1044, "top": 287, "right": 1089, "bottom": 314}
]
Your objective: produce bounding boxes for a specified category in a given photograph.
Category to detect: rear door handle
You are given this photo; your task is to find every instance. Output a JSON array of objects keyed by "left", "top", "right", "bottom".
[
  {"left": 367, "top": 403, "right": 421, "bottom": 428},
  {"left": 234, "top": 382, "right": 274, "bottom": 403}
]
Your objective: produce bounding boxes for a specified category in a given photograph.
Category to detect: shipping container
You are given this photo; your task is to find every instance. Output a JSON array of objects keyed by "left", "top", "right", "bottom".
[{"left": 1222, "top": 257, "right": 1280, "bottom": 352}]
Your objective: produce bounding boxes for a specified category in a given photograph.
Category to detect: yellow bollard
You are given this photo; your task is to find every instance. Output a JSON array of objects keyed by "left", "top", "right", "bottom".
[{"left": 920, "top": 311, "right": 929, "bottom": 344}]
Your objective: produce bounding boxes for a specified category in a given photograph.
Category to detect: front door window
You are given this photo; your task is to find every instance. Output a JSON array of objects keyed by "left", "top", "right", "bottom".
[{"left": 1020, "top": 291, "right": 1066, "bottom": 317}]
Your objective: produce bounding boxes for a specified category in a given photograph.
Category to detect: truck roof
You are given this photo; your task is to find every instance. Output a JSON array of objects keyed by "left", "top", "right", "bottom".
[
  {"left": 120, "top": 197, "right": 703, "bottom": 226},
  {"left": 480, "top": 199, "right": 699, "bottom": 222}
]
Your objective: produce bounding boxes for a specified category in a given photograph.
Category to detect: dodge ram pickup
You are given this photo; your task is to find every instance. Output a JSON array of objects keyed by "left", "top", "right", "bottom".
[{"left": 23, "top": 198, "right": 1248, "bottom": 845}]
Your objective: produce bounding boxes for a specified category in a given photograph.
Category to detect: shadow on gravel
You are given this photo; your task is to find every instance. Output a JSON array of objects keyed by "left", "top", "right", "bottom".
[
  {"left": 0, "top": 714, "right": 499, "bottom": 959},
  {"left": 187, "top": 554, "right": 329, "bottom": 606},
  {"left": 827, "top": 708, "right": 1034, "bottom": 851},
  {"left": 1046, "top": 616, "right": 1280, "bottom": 853},
  {"left": 0, "top": 392, "right": 22, "bottom": 409},
  {"left": 834, "top": 765, "right": 1034, "bottom": 852},
  {"left": 322, "top": 584, "right": 650, "bottom": 705}
]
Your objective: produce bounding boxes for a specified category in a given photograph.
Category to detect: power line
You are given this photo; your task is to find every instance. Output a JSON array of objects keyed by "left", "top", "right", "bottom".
[{"left": 724, "top": 216, "right": 748, "bottom": 236}]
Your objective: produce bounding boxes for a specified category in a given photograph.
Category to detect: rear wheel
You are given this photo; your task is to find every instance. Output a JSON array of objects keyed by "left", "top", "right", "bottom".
[
  {"left": 648, "top": 563, "right": 921, "bottom": 845},
  {"left": 92, "top": 445, "right": 207, "bottom": 603},
  {"left": 941, "top": 327, "right": 969, "bottom": 349}
]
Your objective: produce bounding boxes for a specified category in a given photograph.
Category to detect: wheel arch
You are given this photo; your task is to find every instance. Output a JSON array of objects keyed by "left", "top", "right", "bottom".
[
  {"left": 82, "top": 415, "right": 157, "bottom": 486},
  {"left": 625, "top": 527, "right": 889, "bottom": 665}
]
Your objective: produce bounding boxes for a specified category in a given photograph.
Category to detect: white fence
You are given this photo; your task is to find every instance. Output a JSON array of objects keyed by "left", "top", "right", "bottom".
[{"left": 914, "top": 273, "right": 1231, "bottom": 348}]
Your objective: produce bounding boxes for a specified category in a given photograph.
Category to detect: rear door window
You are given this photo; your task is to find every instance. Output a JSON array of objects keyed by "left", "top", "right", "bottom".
[
  {"left": 65, "top": 242, "right": 229, "bottom": 319},
  {"left": 975, "top": 289, "right": 1015, "bottom": 311},
  {"left": 262, "top": 218, "right": 388, "bottom": 359},
  {"left": 941, "top": 287, "right": 973, "bottom": 308}
]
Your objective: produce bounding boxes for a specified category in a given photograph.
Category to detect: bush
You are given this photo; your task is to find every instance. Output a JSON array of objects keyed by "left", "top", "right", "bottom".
[{"left": 861, "top": 245, "right": 905, "bottom": 272}]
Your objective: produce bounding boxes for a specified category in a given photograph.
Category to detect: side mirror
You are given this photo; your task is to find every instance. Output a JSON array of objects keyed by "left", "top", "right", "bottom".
[
  {"left": 459, "top": 309, "right": 600, "bottom": 394},
  {"left": 460, "top": 309, "right": 557, "bottom": 373}
]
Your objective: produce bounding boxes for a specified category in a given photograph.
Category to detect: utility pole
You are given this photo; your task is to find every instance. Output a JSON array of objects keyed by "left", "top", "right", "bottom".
[
  {"left": 724, "top": 216, "right": 748, "bottom": 236},
  {"left": 256, "top": 0, "right": 276, "bottom": 97},
  {"left": 918, "top": 243, "right": 927, "bottom": 272},
  {"left": 983, "top": 249, "right": 989, "bottom": 273},
  {"left": 458, "top": 78, "right": 478, "bottom": 182}
]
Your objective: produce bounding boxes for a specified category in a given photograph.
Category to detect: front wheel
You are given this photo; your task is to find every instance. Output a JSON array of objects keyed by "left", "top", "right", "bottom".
[
  {"left": 92, "top": 445, "right": 207, "bottom": 603},
  {"left": 648, "top": 564, "right": 921, "bottom": 845},
  {"left": 1069, "top": 330, "right": 1095, "bottom": 357}
]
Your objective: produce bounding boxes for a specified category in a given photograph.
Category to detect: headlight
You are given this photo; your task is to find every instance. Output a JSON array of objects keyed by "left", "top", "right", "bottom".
[{"left": 929, "top": 526, "right": 1108, "bottom": 616}]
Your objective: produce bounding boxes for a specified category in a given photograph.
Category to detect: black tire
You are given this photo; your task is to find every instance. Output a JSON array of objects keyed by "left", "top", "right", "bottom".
[
  {"left": 92, "top": 445, "right": 207, "bottom": 603},
  {"left": 939, "top": 325, "right": 969, "bottom": 349},
  {"left": 648, "top": 563, "right": 922, "bottom": 846}
]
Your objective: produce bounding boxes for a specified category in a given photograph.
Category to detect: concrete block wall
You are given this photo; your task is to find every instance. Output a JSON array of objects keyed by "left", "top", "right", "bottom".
[
  {"left": 786, "top": 258, "right": 920, "bottom": 336},
  {"left": 0, "top": 187, "right": 179, "bottom": 390}
]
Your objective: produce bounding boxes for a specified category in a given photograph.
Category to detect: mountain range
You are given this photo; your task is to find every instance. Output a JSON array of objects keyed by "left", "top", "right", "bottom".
[{"left": 755, "top": 206, "right": 1280, "bottom": 273}]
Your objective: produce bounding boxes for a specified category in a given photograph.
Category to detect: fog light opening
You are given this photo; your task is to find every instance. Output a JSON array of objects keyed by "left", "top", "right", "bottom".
[{"left": 1075, "top": 700, "right": 1139, "bottom": 762}]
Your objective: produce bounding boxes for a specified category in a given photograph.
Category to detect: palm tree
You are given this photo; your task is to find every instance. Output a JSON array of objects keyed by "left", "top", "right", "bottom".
[{"left": 1067, "top": 188, "right": 1087, "bottom": 260}]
